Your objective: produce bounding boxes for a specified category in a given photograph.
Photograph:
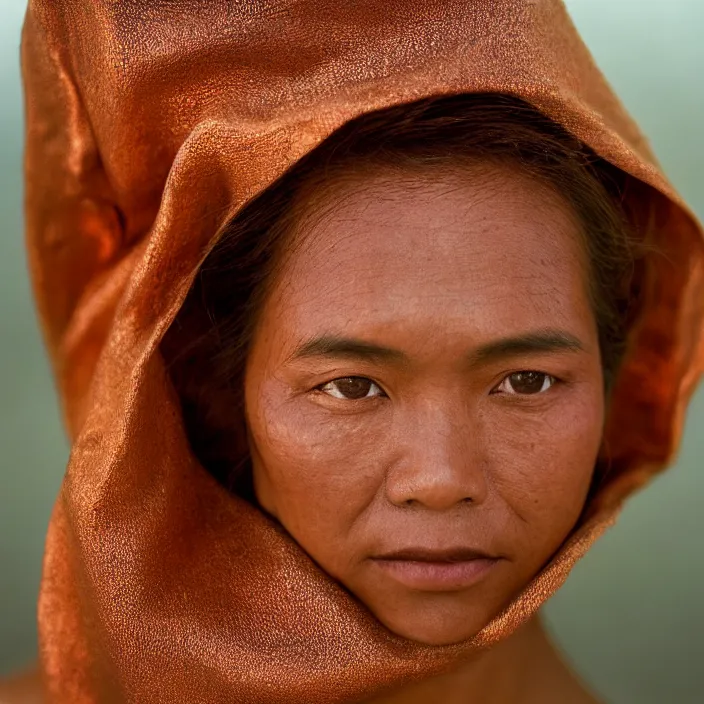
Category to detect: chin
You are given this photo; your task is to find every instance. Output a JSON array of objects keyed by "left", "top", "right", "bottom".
[{"left": 371, "top": 596, "right": 490, "bottom": 646}]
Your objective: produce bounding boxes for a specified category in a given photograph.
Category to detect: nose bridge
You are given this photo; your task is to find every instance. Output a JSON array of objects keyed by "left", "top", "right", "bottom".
[{"left": 385, "top": 393, "right": 488, "bottom": 510}]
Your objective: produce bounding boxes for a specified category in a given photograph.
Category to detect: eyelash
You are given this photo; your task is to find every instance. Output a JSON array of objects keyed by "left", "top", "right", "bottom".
[
  {"left": 314, "top": 376, "right": 388, "bottom": 401},
  {"left": 313, "top": 371, "right": 560, "bottom": 401}
]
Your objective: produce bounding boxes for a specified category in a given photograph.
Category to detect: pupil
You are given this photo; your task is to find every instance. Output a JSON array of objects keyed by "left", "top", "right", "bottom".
[
  {"left": 336, "top": 377, "right": 372, "bottom": 399},
  {"left": 510, "top": 371, "right": 545, "bottom": 394}
]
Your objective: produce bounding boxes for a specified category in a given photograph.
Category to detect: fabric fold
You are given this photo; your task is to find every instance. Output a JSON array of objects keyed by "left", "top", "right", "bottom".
[{"left": 20, "top": 1, "right": 704, "bottom": 702}]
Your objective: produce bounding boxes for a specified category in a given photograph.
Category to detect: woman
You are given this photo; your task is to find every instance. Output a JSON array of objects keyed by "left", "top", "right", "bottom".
[
  {"left": 5, "top": 0, "right": 703, "bottom": 702},
  {"left": 161, "top": 92, "right": 634, "bottom": 703}
]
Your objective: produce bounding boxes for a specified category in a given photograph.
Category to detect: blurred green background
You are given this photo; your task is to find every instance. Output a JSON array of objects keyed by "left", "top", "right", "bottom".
[{"left": 0, "top": 1, "right": 702, "bottom": 701}]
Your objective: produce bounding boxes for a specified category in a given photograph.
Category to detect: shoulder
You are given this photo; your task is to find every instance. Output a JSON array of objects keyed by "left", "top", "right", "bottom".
[{"left": 0, "top": 666, "right": 44, "bottom": 704}]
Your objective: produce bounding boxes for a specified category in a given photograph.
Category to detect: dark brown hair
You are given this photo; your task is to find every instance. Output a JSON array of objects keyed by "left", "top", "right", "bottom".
[{"left": 162, "top": 92, "right": 643, "bottom": 494}]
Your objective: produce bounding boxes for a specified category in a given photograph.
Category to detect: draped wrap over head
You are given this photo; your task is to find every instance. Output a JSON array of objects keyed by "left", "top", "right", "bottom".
[{"left": 20, "top": 1, "right": 704, "bottom": 702}]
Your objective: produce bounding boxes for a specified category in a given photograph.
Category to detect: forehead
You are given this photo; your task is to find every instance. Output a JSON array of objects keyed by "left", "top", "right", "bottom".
[{"left": 266, "top": 165, "right": 594, "bottom": 344}]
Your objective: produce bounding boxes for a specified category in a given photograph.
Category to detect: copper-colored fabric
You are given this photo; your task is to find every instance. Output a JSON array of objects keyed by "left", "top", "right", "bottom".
[{"left": 20, "top": 1, "right": 704, "bottom": 702}]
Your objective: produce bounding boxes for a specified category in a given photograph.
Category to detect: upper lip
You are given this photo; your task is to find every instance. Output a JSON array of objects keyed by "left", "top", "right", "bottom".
[{"left": 373, "top": 547, "right": 498, "bottom": 562}]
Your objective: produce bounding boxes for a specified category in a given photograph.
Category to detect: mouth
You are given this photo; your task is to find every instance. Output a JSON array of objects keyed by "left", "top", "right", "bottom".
[{"left": 370, "top": 547, "right": 502, "bottom": 592}]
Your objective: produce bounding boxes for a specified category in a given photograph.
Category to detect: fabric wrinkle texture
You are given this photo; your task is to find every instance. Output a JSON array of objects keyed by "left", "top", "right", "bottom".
[{"left": 19, "top": 1, "right": 704, "bottom": 702}]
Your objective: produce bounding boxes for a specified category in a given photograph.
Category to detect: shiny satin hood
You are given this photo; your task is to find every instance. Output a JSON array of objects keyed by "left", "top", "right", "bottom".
[{"left": 20, "top": 1, "right": 704, "bottom": 702}]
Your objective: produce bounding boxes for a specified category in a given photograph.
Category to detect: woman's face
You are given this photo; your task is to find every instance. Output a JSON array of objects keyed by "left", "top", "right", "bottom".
[{"left": 244, "top": 163, "right": 604, "bottom": 646}]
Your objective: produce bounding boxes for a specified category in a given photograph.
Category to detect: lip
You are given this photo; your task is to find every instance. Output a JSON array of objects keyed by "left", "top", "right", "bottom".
[{"left": 370, "top": 547, "right": 501, "bottom": 591}]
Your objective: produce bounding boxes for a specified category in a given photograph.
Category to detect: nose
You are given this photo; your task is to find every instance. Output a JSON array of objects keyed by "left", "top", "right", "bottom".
[{"left": 385, "top": 401, "right": 489, "bottom": 511}]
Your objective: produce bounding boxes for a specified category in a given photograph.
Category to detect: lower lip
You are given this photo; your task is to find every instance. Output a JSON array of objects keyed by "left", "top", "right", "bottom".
[{"left": 371, "top": 557, "right": 500, "bottom": 591}]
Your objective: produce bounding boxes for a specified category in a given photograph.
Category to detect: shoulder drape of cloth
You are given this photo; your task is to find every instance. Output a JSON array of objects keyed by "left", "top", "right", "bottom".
[{"left": 20, "top": 1, "right": 704, "bottom": 702}]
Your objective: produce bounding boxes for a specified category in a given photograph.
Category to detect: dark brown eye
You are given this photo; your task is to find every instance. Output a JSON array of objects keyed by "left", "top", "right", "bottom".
[
  {"left": 496, "top": 371, "right": 554, "bottom": 395},
  {"left": 319, "top": 376, "right": 383, "bottom": 400}
]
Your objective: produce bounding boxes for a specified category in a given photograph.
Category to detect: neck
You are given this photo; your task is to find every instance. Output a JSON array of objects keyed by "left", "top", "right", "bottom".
[{"left": 367, "top": 612, "right": 602, "bottom": 704}]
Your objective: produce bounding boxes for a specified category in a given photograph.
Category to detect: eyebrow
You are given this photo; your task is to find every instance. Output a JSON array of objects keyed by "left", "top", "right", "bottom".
[{"left": 287, "top": 329, "right": 586, "bottom": 367}]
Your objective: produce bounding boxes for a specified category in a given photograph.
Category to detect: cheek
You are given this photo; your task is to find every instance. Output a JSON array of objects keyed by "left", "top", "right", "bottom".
[
  {"left": 247, "top": 384, "right": 390, "bottom": 542},
  {"left": 484, "top": 385, "right": 603, "bottom": 544}
]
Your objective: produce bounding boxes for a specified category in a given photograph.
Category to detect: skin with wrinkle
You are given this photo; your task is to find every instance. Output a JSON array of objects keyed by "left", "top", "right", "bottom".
[{"left": 244, "top": 163, "right": 605, "bottom": 654}]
